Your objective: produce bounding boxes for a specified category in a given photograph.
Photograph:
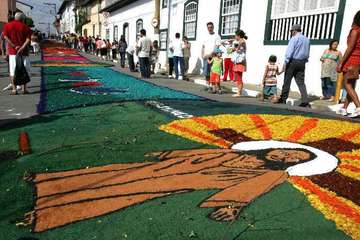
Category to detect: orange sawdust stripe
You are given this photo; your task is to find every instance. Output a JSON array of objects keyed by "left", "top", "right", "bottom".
[
  {"left": 291, "top": 177, "right": 360, "bottom": 224},
  {"left": 338, "top": 154, "right": 360, "bottom": 161},
  {"left": 340, "top": 128, "right": 360, "bottom": 141},
  {"left": 192, "top": 117, "right": 220, "bottom": 130},
  {"left": 249, "top": 115, "right": 272, "bottom": 140},
  {"left": 169, "top": 123, "right": 231, "bottom": 148},
  {"left": 287, "top": 118, "right": 318, "bottom": 142},
  {"left": 339, "top": 164, "right": 360, "bottom": 173}
]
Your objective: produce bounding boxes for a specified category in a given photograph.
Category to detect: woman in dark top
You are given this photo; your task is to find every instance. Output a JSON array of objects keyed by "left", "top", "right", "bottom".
[{"left": 119, "top": 35, "right": 128, "bottom": 68}]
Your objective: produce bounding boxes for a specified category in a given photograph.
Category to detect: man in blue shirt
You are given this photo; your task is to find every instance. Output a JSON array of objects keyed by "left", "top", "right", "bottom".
[{"left": 277, "top": 24, "right": 311, "bottom": 107}]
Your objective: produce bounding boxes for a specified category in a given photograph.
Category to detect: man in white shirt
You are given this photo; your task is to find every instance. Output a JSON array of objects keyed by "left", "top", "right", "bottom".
[
  {"left": 202, "top": 22, "right": 221, "bottom": 84},
  {"left": 136, "top": 29, "right": 152, "bottom": 78},
  {"left": 170, "top": 33, "right": 185, "bottom": 80}
]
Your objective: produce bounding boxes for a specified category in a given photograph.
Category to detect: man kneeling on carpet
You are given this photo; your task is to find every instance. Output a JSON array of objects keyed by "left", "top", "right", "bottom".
[
  {"left": 23, "top": 134, "right": 337, "bottom": 232},
  {"left": 2, "top": 12, "right": 31, "bottom": 95}
]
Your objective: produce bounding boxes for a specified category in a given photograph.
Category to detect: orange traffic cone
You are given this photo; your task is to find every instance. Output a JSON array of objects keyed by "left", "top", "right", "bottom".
[{"left": 19, "top": 132, "right": 31, "bottom": 155}]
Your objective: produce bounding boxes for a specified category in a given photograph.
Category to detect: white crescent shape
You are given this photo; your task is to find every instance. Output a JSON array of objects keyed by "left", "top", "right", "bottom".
[{"left": 231, "top": 140, "right": 338, "bottom": 177}]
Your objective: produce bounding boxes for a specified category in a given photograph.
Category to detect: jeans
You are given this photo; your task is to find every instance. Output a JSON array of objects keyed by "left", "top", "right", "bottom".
[
  {"left": 120, "top": 52, "right": 126, "bottom": 67},
  {"left": 321, "top": 77, "right": 335, "bottom": 98},
  {"left": 127, "top": 53, "right": 135, "bottom": 71},
  {"left": 280, "top": 60, "right": 309, "bottom": 104},
  {"left": 168, "top": 58, "right": 174, "bottom": 76},
  {"left": 139, "top": 57, "right": 151, "bottom": 78},
  {"left": 173, "top": 56, "right": 185, "bottom": 79},
  {"left": 203, "top": 58, "right": 211, "bottom": 80}
]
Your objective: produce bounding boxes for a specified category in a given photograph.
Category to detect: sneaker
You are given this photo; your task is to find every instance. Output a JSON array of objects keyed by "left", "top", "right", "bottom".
[
  {"left": 16, "top": 86, "right": 22, "bottom": 91},
  {"left": 336, "top": 108, "right": 348, "bottom": 116},
  {"left": 2, "top": 83, "right": 12, "bottom": 91},
  {"left": 168, "top": 75, "right": 173, "bottom": 79},
  {"left": 179, "top": 76, "right": 183, "bottom": 80},
  {"left": 349, "top": 108, "right": 360, "bottom": 118}
]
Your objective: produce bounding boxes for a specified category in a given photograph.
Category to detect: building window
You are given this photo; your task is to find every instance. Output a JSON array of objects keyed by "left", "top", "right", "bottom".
[
  {"left": 264, "top": 0, "right": 345, "bottom": 45},
  {"left": 136, "top": 19, "right": 143, "bottom": 39},
  {"left": 159, "top": 29, "right": 168, "bottom": 51},
  {"left": 162, "top": 0, "right": 168, "bottom": 8},
  {"left": 106, "top": 28, "right": 110, "bottom": 40},
  {"left": 123, "top": 22, "right": 129, "bottom": 44},
  {"left": 219, "top": 0, "right": 242, "bottom": 38},
  {"left": 183, "top": 0, "right": 198, "bottom": 40},
  {"left": 113, "top": 25, "right": 118, "bottom": 41}
]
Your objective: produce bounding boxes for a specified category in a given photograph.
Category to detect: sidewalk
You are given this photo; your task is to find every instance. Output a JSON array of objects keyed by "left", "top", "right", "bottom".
[
  {"left": 0, "top": 54, "right": 41, "bottom": 124},
  {"left": 80, "top": 51, "right": 348, "bottom": 120}
]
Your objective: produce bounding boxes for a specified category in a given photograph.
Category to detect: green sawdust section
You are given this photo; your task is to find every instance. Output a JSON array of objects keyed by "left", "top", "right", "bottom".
[{"left": 0, "top": 102, "right": 349, "bottom": 240}]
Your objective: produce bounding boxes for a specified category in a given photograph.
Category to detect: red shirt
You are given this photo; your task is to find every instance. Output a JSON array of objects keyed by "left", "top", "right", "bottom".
[{"left": 3, "top": 20, "right": 32, "bottom": 56}]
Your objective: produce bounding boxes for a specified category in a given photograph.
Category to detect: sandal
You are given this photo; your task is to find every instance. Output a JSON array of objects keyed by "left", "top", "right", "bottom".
[{"left": 10, "top": 91, "right": 17, "bottom": 95}]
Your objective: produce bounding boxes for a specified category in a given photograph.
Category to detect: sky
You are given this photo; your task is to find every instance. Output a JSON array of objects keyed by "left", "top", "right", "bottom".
[{"left": 19, "top": 0, "right": 63, "bottom": 35}]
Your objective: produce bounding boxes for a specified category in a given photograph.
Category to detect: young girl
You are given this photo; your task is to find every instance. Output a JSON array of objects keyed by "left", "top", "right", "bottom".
[
  {"left": 232, "top": 30, "right": 247, "bottom": 97},
  {"left": 208, "top": 48, "right": 223, "bottom": 94},
  {"left": 261, "top": 55, "right": 284, "bottom": 102}
]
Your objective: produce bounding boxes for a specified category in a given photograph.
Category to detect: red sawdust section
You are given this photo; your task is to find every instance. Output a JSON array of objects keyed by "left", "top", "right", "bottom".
[
  {"left": 291, "top": 177, "right": 360, "bottom": 224},
  {"left": 340, "top": 164, "right": 360, "bottom": 173},
  {"left": 340, "top": 129, "right": 360, "bottom": 141},
  {"left": 287, "top": 119, "right": 319, "bottom": 142},
  {"left": 249, "top": 115, "right": 272, "bottom": 140},
  {"left": 169, "top": 123, "right": 231, "bottom": 148},
  {"left": 192, "top": 117, "right": 220, "bottom": 130}
]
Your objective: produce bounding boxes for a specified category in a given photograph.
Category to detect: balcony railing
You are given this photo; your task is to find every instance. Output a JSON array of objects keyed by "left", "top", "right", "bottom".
[{"left": 266, "top": 11, "right": 339, "bottom": 45}]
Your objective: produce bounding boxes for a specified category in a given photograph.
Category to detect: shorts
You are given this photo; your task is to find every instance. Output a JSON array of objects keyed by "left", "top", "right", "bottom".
[
  {"left": 210, "top": 72, "right": 220, "bottom": 83},
  {"left": 9, "top": 55, "right": 31, "bottom": 77},
  {"left": 263, "top": 85, "right": 277, "bottom": 96}
]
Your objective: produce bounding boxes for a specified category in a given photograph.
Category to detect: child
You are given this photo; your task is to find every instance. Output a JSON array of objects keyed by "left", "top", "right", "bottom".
[
  {"left": 261, "top": 55, "right": 284, "bottom": 102},
  {"left": 208, "top": 48, "right": 223, "bottom": 94},
  {"left": 231, "top": 30, "right": 247, "bottom": 97}
]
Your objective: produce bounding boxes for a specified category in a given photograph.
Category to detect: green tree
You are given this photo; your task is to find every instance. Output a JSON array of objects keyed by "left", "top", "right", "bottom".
[
  {"left": 25, "top": 17, "right": 34, "bottom": 27},
  {"left": 75, "top": 9, "right": 87, "bottom": 34}
]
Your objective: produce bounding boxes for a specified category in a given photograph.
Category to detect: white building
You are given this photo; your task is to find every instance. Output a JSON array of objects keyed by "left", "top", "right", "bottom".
[
  {"left": 16, "top": 1, "right": 33, "bottom": 17},
  {"left": 101, "top": 0, "right": 359, "bottom": 96},
  {"left": 58, "top": 0, "right": 76, "bottom": 34}
]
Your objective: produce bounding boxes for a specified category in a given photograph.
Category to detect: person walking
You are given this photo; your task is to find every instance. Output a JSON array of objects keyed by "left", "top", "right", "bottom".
[
  {"left": 170, "top": 33, "right": 185, "bottom": 80},
  {"left": 202, "top": 22, "right": 221, "bottom": 88},
  {"left": 276, "top": 24, "right": 311, "bottom": 108},
  {"left": 2, "top": 12, "right": 31, "bottom": 95},
  {"left": 119, "top": 35, "right": 127, "bottom": 67},
  {"left": 320, "top": 40, "right": 342, "bottom": 101},
  {"left": 336, "top": 11, "right": 360, "bottom": 117},
  {"left": 112, "top": 40, "right": 118, "bottom": 61},
  {"left": 136, "top": 29, "right": 152, "bottom": 78},
  {"left": 183, "top": 36, "right": 191, "bottom": 79}
]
